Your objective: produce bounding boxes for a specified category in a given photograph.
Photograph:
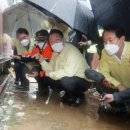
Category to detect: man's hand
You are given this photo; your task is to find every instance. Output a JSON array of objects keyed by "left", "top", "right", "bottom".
[
  {"left": 118, "top": 84, "right": 126, "bottom": 91},
  {"left": 31, "top": 53, "right": 40, "bottom": 60},
  {"left": 102, "top": 94, "right": 114, "bottom": 103},
  {"left": 32, "top": 53, "right": 44, "bottom": 63},
  {"left": 26, "top": 72, "right": 39, "bottom": 78},
  {"left": 11, "top": 55, "right": 21, "bottom": 60},
  {"left": 78, "top": 42, "right": 87, "bottom": 46}
]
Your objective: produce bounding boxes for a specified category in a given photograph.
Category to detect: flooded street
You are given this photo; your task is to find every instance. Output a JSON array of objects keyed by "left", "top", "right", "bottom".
[{"left": 0, "top": 76, "right": 130, "bottom": 130}]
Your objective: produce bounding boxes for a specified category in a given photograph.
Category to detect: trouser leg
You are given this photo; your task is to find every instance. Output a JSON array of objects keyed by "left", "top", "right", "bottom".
[
  {"left": 14, "top": 62, "right": 21, "bottom": 83},
  {"left": 59, "top": 76, "right": 91, "bottom": 103},
  {"left": 35, "top": 76, "right": 52, "bottom": 92},
  {"left": 20, "top": 64, "right": 30, "bottom": 86},
  {"left": 35, "top": 76, "right": 57, "bottom": 96}
]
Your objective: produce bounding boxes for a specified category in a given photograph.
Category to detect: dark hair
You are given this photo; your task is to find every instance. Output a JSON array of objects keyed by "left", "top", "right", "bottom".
[
  {"left": 49, "top": 29, "right": 63, "bottom": 38},
  {"left": 35, "top": 29, "right": 48, "bottom": 37},
  {"left": 35, "top": 29, "right": 49, "bottom": 41},
  {"left": 103, "top": 25, "right": 125, "bottom": 38},
  {"left": 16, "top": 28, "right": 29, "bottom": 37}
]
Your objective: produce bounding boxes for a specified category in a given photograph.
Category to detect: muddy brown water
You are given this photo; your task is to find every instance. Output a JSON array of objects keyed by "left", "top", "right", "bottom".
[{"left": 0, "top": 77, "right": 130, "bottom": 130}]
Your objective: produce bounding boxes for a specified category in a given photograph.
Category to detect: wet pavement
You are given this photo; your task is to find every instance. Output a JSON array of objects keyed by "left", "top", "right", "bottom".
[{"left": 0, "top": 76, "right": 130, "bottom": 130}]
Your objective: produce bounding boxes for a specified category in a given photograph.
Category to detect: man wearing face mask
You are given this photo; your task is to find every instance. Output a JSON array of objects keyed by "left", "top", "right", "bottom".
[
  {"left": 35, "top": 29, "right": 91, "bottom": 106},
  {"left": 98, "top": 25, "right": 130, "bottom": 113},
  {"left": 12, "top": 29, "right": 53, "bottom": 95},
  {"left": 99, "top": 25, "right": 130, "bottom": 92},
  {"left": 21, "top": 29, "right": 52, "bottom": 95},
  {"left": 12, "top": 28, "right": 35, "bottom": 90}
]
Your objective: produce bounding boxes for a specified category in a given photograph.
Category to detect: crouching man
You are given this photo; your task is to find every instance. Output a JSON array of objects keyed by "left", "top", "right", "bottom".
[
  {"left": 35, "top": 29, "right": 91, "bottom": 106},
  {"left": 98, "top": 25, "right": 130, "bottom": 113}
]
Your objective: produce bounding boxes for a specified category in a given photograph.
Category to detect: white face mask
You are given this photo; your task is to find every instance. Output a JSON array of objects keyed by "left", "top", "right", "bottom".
[
  {"left": 51, "top": 42, "right": 64, "bottom": 53},
  {"left": 21, "top": 39, "right": 29, "bottom": 47},
  {"left": 104, "top": 43, "right": 120, "bottom": 55},
  {"left": 37, "top": 42, "right": 46, "bottom": 49}
]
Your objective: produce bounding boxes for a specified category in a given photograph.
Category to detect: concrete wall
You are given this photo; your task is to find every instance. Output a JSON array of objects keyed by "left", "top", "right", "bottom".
[{"left": 0, "top": 11, "right": 3, "bottom": 54}]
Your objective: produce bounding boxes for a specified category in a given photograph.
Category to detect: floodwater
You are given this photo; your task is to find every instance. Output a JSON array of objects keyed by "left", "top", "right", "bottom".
[{"left": 0, "top": 76, "right": 130, "bottom": 130}]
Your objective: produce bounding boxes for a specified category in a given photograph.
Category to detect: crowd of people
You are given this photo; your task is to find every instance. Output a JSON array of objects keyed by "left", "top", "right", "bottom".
[{"left": 11, "top": 25, "right": 130, "bottom": 114}]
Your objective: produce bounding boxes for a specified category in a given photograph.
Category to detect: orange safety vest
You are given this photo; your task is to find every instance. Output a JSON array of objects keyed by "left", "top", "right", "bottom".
[{"left": 22, "top": 43, "right": 52, "bottom": 59}]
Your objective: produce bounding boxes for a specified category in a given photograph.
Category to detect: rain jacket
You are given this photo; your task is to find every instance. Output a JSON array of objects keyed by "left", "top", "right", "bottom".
[
  {"left": 12, "top": 38, "right": 35, "bottom": 70},
  {"left": 99, "top": 42, "right": 130, "bottom": 88},
  {"left": 40, "top": 43, "right": 90, "bottom": 80}
]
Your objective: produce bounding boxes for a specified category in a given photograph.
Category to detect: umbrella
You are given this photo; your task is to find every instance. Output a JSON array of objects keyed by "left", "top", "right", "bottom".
[
  {"left": 90, "top": 0, "right": 130, "bottom": 40},
  {"left": 3, "top": 2, "right": 50, "bottom": 37},
  {"left": 24, "top": 0, "right": 99, "bottom": 42}
]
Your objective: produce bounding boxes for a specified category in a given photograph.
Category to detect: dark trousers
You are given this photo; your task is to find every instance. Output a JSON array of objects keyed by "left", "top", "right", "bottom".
[
  {"left": 14, "top": 62, "right": 30, "bottom": 86},
  {"left": 35, "top": 76, "right": 49, "bottom": 92},
  {"left": 43, "top": 76, "right": 91, "bottom": 101},
  {"left": 59, "top": 77, "right": 91, "bottom": 99},
  {"left": 14, "top": 47, "right": 29, "bottom": 86}
]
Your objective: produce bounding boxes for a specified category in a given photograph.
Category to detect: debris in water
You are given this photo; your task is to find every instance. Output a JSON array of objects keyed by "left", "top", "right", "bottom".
[
  {"left": 16, "top": 112, "right": 25, "bottom": 118},
  {"left": 13, "top": 104, "right": 25, "bottom": 110}
]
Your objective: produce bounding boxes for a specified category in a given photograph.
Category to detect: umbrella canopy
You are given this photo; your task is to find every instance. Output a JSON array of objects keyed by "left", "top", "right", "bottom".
[
  {"left": 90, "top": 0, "right": 130, "bottom": 40},
  {"left": 24, "top": 0, "right": 99, "bottom": 42},
  {"left": 3, "top": 2, "right": 50, "bottom": 37}
]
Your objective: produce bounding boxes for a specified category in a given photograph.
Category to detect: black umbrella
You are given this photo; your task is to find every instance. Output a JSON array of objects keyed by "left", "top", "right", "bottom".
[
  {"left": 90, "top": 0, "right": 130, "bottom": 40},
  {"left": 24, "top": 0, "right": 99, "bottom": 42}
]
